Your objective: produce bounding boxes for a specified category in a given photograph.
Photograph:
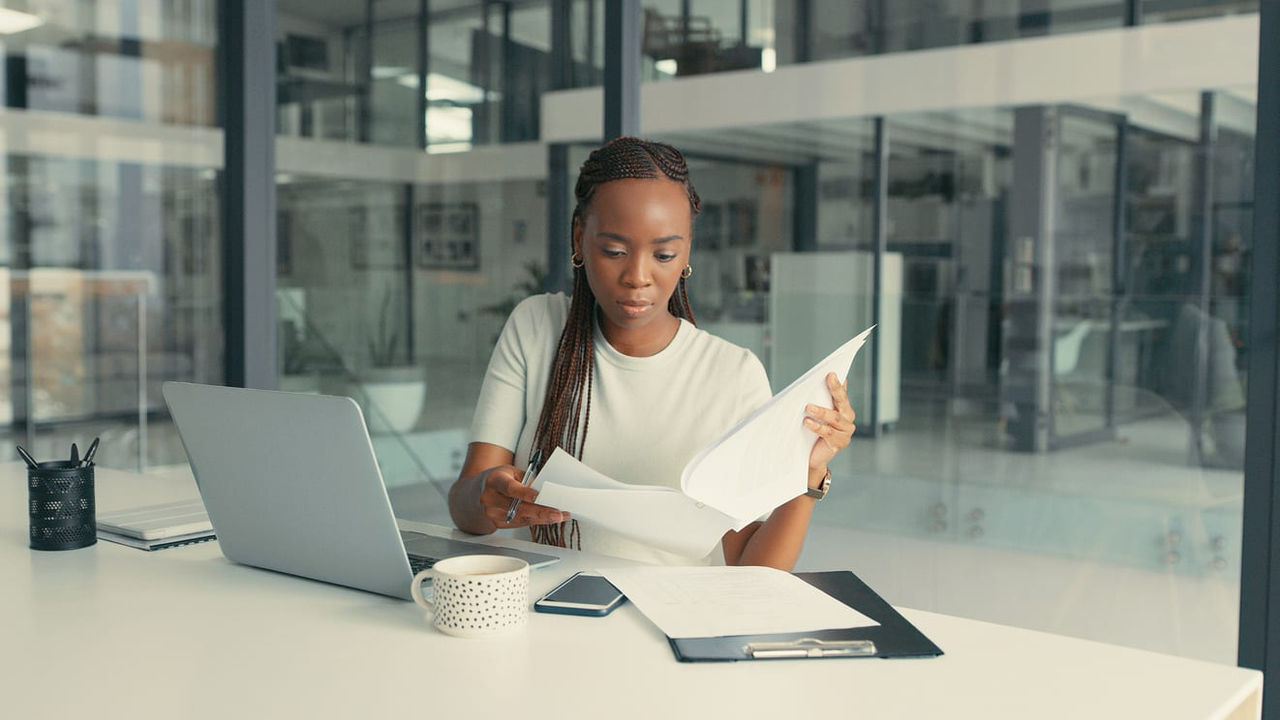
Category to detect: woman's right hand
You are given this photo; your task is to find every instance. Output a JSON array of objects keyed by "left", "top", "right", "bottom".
[{"left": 474, "top": 464, "right": 570, "bottom": 530}]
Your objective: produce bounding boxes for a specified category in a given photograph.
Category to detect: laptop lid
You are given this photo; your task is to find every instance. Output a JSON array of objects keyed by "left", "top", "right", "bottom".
[{"left": 162, "top": 382, "right": 516, "bottom": 600}]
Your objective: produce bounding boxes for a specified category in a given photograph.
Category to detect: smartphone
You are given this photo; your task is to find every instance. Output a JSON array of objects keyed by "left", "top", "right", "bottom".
[{"left": 534, "top": 572, "right": 627, "bottom": 616}]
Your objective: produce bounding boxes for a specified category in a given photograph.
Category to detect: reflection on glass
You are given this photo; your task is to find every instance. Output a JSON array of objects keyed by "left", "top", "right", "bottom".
[
  {"left": 1, "top": 3, "right": 222, "bottom": 471},
  {"left": 1052, "top": 111, "right": 1118, "bottom": 440},
  {"left": 276, "top": 170, "right": 549, "bottom": 523},
  {"left": 641, "top": 0, "right": 773, "bottom": 79},
  {"left": 661, "top": 91, "right": 1252, "bottom": 664},
  {"left": 277, "top": 1, "right": 552, "bottom": 150}
]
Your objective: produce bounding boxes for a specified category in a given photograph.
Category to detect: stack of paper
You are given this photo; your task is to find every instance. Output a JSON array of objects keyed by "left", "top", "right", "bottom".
[
  {"left": 599, "top": 565, "right": 877, "bottom": 638},
  {"left": 534, "top": 326, "right": 874, "bottom": 557}
]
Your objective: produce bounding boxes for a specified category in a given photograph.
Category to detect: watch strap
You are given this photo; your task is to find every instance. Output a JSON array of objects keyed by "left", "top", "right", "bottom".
[{"left": 805, "top": 469, "right": 832, "bottom": 500}]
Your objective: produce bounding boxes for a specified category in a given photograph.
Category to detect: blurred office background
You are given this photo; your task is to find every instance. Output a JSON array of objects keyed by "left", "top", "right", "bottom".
[{"left": 1, "top": 0, "right": 1271, "bottom": 667}]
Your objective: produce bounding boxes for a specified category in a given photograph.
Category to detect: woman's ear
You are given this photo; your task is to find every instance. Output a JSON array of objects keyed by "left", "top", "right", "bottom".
[{"left": 571, "top": 215, "right": 583, "bottom": 257}]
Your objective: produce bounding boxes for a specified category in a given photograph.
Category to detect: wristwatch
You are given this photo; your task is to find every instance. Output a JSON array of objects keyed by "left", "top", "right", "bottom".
[{"left": 805, "top": 469, "right": 832, "bottom": 500}]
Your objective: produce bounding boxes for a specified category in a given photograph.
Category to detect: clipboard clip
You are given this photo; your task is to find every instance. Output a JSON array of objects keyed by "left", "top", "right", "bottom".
[{"left": 745, "top": 637, "right": 877, "bottom": 659}]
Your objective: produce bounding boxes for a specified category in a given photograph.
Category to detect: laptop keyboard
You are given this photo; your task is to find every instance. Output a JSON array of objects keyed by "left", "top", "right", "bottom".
[{"left": 407, "top": 554, "right": 437, "bottom": 574}]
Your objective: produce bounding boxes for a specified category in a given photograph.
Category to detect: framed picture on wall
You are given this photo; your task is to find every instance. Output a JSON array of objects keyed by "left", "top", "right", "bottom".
[
  {"left": 350, "top": 204, "right": 407, "bottom": 270},
  {"left": 416, "top": 202, "right": 480, "bottom": 271}
]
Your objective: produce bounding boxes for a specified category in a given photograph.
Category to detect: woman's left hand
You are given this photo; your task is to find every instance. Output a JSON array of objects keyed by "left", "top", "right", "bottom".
[{"left": 804, "top": 372, "right": 857, "bottom": 471}]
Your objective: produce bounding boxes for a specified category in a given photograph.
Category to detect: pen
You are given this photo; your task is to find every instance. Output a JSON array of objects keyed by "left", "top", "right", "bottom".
[
  {"left": 505, "top": 449, "right": 544, "bottom": 523},
  {"left": 16, "top": 445, "right": 38, "bottom": 470},
  {"left": 70, "top": 443, "right": 79, "bottom": 467},
  {"left": 82, "top": 437, "right": 100, "bottom": 467}
]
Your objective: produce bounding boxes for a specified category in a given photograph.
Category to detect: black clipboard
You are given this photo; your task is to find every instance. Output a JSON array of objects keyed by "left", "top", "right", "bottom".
[{"left": 667, "top": 570, "right": 943, "bottom": 662}]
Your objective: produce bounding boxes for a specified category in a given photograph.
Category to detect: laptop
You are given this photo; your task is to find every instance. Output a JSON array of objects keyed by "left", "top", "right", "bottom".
[{"left": 162, "top": 381, "right": 559, "bottom": 600}]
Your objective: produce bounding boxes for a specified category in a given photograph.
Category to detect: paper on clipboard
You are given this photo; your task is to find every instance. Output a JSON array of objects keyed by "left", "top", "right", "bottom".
[
  {"left": 599, "top": 565, "right": 877, "bottom": 639},
  {"left": 534, "top": 326, "right": 874, "bottom": 557}
]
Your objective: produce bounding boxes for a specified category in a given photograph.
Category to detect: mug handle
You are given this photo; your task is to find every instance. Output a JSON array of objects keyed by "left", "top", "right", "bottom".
[{"left": 410, "top": 568, "right": 435, "bottom": 613}]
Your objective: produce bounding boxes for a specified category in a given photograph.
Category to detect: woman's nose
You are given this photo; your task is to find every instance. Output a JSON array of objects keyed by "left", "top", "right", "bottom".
[{"left": 621, "top": 256, "right": 652, "bottom": 287}]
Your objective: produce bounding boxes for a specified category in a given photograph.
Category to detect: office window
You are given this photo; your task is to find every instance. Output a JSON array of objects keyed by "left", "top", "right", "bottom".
[
  {"left": 648, "top": 86, "right": 1254, "bottom": 663},
  {"left": 275, "top": 153, "right": 549, "bottom": 522},
  {"left": 276, "top": 1, "right": 553, "bottom": 150},
  {"left": 1, "top": 1, "right": 222, "bottom": 471}
]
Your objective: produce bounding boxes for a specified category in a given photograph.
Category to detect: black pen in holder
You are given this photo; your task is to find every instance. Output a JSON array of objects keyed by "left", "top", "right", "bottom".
[{"left": 28, "top": 461, "right": 96, "bottom": 551}]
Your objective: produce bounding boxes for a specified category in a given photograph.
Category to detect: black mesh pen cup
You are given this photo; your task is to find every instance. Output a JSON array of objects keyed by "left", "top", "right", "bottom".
[{"left": 28, "top": 461, "right": 96, "bottom": 551}]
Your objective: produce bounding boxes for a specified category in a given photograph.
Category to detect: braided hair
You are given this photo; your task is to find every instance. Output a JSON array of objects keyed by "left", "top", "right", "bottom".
[{"left": 529, "top": 136, "right": 702, "bottom": 548}]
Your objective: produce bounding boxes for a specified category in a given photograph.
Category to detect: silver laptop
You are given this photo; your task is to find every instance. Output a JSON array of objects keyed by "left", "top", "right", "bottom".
[{"left": 162, "top": 381, "right": 559, "bottom": 600}]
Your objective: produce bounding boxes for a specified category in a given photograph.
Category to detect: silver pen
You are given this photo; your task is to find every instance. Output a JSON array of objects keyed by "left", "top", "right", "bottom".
[{"left": 505, "top": 449, "right": 544, "bottom": 523}]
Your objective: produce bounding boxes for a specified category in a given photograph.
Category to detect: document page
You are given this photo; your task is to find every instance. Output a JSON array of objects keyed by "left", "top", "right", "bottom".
[
  {"left": 600, "top": 565, "right": 877, "bottom": 639},
  {"left": 533, "top": 449, "right": 735, "bottom": 557},
  {"left": 533, "top": 327, "right": 874, "bottom": 558},
  {"left": 681, "top": 326, "right": 874, "bottom": 521}
]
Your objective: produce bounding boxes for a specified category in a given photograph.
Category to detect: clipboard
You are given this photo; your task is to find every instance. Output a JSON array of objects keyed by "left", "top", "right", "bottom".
[{"left": 667, "top": 570, "right": 943, "bottom": 662}]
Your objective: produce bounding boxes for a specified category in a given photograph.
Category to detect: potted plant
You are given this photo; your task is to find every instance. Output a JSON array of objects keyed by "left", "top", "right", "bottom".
[{"left": 353, "top": 287, "right": 426, "bottom": 435}]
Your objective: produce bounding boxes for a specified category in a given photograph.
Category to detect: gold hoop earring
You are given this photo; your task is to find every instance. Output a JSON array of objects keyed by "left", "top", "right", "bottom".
[
  {"left": 571, "top": 253, "right": 584, "bottom": 268},
  {"left": 681, "top": 265, "right": 693, "bottom": 279}
]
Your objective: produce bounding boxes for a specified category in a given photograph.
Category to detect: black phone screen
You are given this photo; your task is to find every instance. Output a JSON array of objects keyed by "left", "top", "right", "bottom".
[{"left": 543, "top": 574, "right": 624, "bottom": 606}]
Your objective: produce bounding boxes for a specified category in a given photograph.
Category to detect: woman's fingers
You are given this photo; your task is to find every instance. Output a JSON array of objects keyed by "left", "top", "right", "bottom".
[
  {"left": 805, "top": 403, "right": 853, "bottom": 431},
  {"left": 827, "top": 373, "right": 856, "bottom": 419},
  {"left": 478, "top": 467, "right": 568, "bottom": 528},
  {"left": 482, "top": 498, "right": 568, "bottom": 528},
  {"left": 804, "top": 416, "right": 849, "bottom": 450}
]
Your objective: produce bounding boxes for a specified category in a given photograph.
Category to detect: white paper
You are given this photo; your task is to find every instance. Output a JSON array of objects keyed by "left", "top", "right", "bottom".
[
  {"left": 681, "top": 326, "right": 874, "bottom": 521},
  {"left": 600, "top": 565, "right": 877, "bottom": 639},
  {"left": 534, "top": 327, "right": 874, "bottom": 557},
  {"left": 533, "top": 449, "right": 735, "bottom": 557}
]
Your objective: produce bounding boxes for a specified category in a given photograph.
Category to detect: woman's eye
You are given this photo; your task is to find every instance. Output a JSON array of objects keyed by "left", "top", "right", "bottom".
[
  {"left": 656, "top": 254, "right": 677, "bottom": 262},
  {"left": 602, "top": 248, "right": 625, "bottom": 257}
]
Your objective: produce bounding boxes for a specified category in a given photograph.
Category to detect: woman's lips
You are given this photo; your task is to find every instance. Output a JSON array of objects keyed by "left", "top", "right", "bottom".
[{"left": 617, "top": 300, "right": 652, "bottom": 318}]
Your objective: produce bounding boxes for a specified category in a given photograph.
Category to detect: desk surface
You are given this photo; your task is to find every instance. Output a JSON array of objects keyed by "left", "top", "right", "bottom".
[{"left": 3, "top": 463, "right": 1261, "bottom": 720}]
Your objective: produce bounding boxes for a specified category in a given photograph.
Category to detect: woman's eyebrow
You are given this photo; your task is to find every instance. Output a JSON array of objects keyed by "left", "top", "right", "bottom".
[{"left": 599, "top": 231, "right": 685, "bottom": 244}]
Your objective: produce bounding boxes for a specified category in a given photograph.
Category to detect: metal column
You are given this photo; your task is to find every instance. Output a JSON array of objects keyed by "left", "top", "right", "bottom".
[
  {"left": 1238, "top": 2, "right": 1280, "bottom": 718},
  {"left": 869, "top": 117, "right": 889, "bottom": 437},
  {"left": 545, "top": 0, "right": 574, "bottom": 294},
  {"left": 219, "top": 0, "right": 278, "bottom": 389},
  {"left": 604, "top": 0, "right": 641, "bottom": 140}
]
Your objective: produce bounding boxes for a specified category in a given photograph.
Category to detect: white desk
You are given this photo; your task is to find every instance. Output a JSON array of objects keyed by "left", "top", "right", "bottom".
[{"left": 3, "top": 464, "right": 1262, "bottom": 719}]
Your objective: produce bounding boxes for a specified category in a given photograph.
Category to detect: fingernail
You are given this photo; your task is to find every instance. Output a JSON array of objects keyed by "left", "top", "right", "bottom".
[{"left": 805, "top": 404, "right": 816, "bottom": 412}]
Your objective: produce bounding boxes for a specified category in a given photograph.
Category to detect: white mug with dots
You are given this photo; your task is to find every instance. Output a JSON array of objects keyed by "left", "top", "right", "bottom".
[{"left": 411, "top": 554, "right": 530, "bottom": 637}]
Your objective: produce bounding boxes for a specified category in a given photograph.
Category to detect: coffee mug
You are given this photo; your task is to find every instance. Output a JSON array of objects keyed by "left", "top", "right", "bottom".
[{"left": 411, "top": 554, "right": 530, "bottom": 637}]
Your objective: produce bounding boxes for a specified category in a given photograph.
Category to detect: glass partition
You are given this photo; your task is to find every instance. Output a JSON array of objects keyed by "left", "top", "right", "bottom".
[
  {"left": 657, "top": 87, "right": 1253, "bottom": 664},
  {"left": 1, "top": 1, "right": 223, "bottom": 471}
]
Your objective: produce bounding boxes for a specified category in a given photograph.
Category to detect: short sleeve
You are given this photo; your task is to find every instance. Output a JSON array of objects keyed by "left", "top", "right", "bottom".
[{"left": 468, "top": 306, "right": 530, "bottom": 452}]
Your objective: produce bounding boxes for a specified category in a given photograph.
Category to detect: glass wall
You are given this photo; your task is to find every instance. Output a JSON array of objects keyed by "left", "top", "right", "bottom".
[
  {"left": 1, "top": 1, "right": 223, "bottom": 471},
  {"left": 636, "top": 0, "right": 1263, "bottom": 76},
  {"left": 654, "top": 85, "right": 1255, "bottom": 664},
  {"left": 274, "top": 1, "right": 556, "bottom": 518},
  {"left": 276, "top": 0, "right": 553, "bottom": 151}
]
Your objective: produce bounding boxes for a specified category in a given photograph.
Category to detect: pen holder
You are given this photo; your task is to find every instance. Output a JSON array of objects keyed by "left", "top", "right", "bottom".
[{"left": 28, "top": 462, "right": 96, "bottom": 551}]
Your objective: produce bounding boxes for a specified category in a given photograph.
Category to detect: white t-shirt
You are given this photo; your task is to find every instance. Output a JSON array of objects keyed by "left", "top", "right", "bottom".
[{"left": 469, "top": 293, "right": 773, "bottom": 565}]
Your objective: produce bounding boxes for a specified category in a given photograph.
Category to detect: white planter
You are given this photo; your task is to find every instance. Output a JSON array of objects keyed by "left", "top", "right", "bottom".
[{"left": 352, "top": 367, "right": 427, "bottom": 435}]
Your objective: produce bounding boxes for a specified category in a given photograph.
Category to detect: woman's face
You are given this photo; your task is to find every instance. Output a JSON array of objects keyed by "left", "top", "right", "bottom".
[{"left": 574, "top": 177, "right": 692, "bottom": 335}]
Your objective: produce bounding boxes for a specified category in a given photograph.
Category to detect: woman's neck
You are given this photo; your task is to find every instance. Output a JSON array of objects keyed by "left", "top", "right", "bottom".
[{"left": 597, "top": 309, "right": 681, "bottom": 357}]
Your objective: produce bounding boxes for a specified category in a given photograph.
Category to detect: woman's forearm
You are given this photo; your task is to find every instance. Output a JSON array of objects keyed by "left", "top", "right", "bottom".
[{"left": 729, "top": 466, "right": 826, "bottom": 570}]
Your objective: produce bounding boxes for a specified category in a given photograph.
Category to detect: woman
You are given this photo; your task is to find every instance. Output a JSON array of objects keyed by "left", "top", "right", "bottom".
[{"left": 448, "top": 137, "right": 856, "bottom": 570}]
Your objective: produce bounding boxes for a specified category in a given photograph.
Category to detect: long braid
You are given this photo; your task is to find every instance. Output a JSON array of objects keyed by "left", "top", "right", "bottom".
[{"left": 529, "top": 137, "right": 700, "bottom": 548}]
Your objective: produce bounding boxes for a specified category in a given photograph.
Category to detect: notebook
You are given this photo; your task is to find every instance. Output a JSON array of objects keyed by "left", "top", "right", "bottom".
[{"left": 97, "top": 499, "right": 216, "bottom": 551}]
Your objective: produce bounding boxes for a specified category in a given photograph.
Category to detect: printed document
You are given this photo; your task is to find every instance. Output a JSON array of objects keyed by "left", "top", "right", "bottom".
[
  {"left": 599, "top": 565, "right": 877, "bottom": 639},
  {"left": 534, "top": 326, "right": 874, "bottom": 557}
]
